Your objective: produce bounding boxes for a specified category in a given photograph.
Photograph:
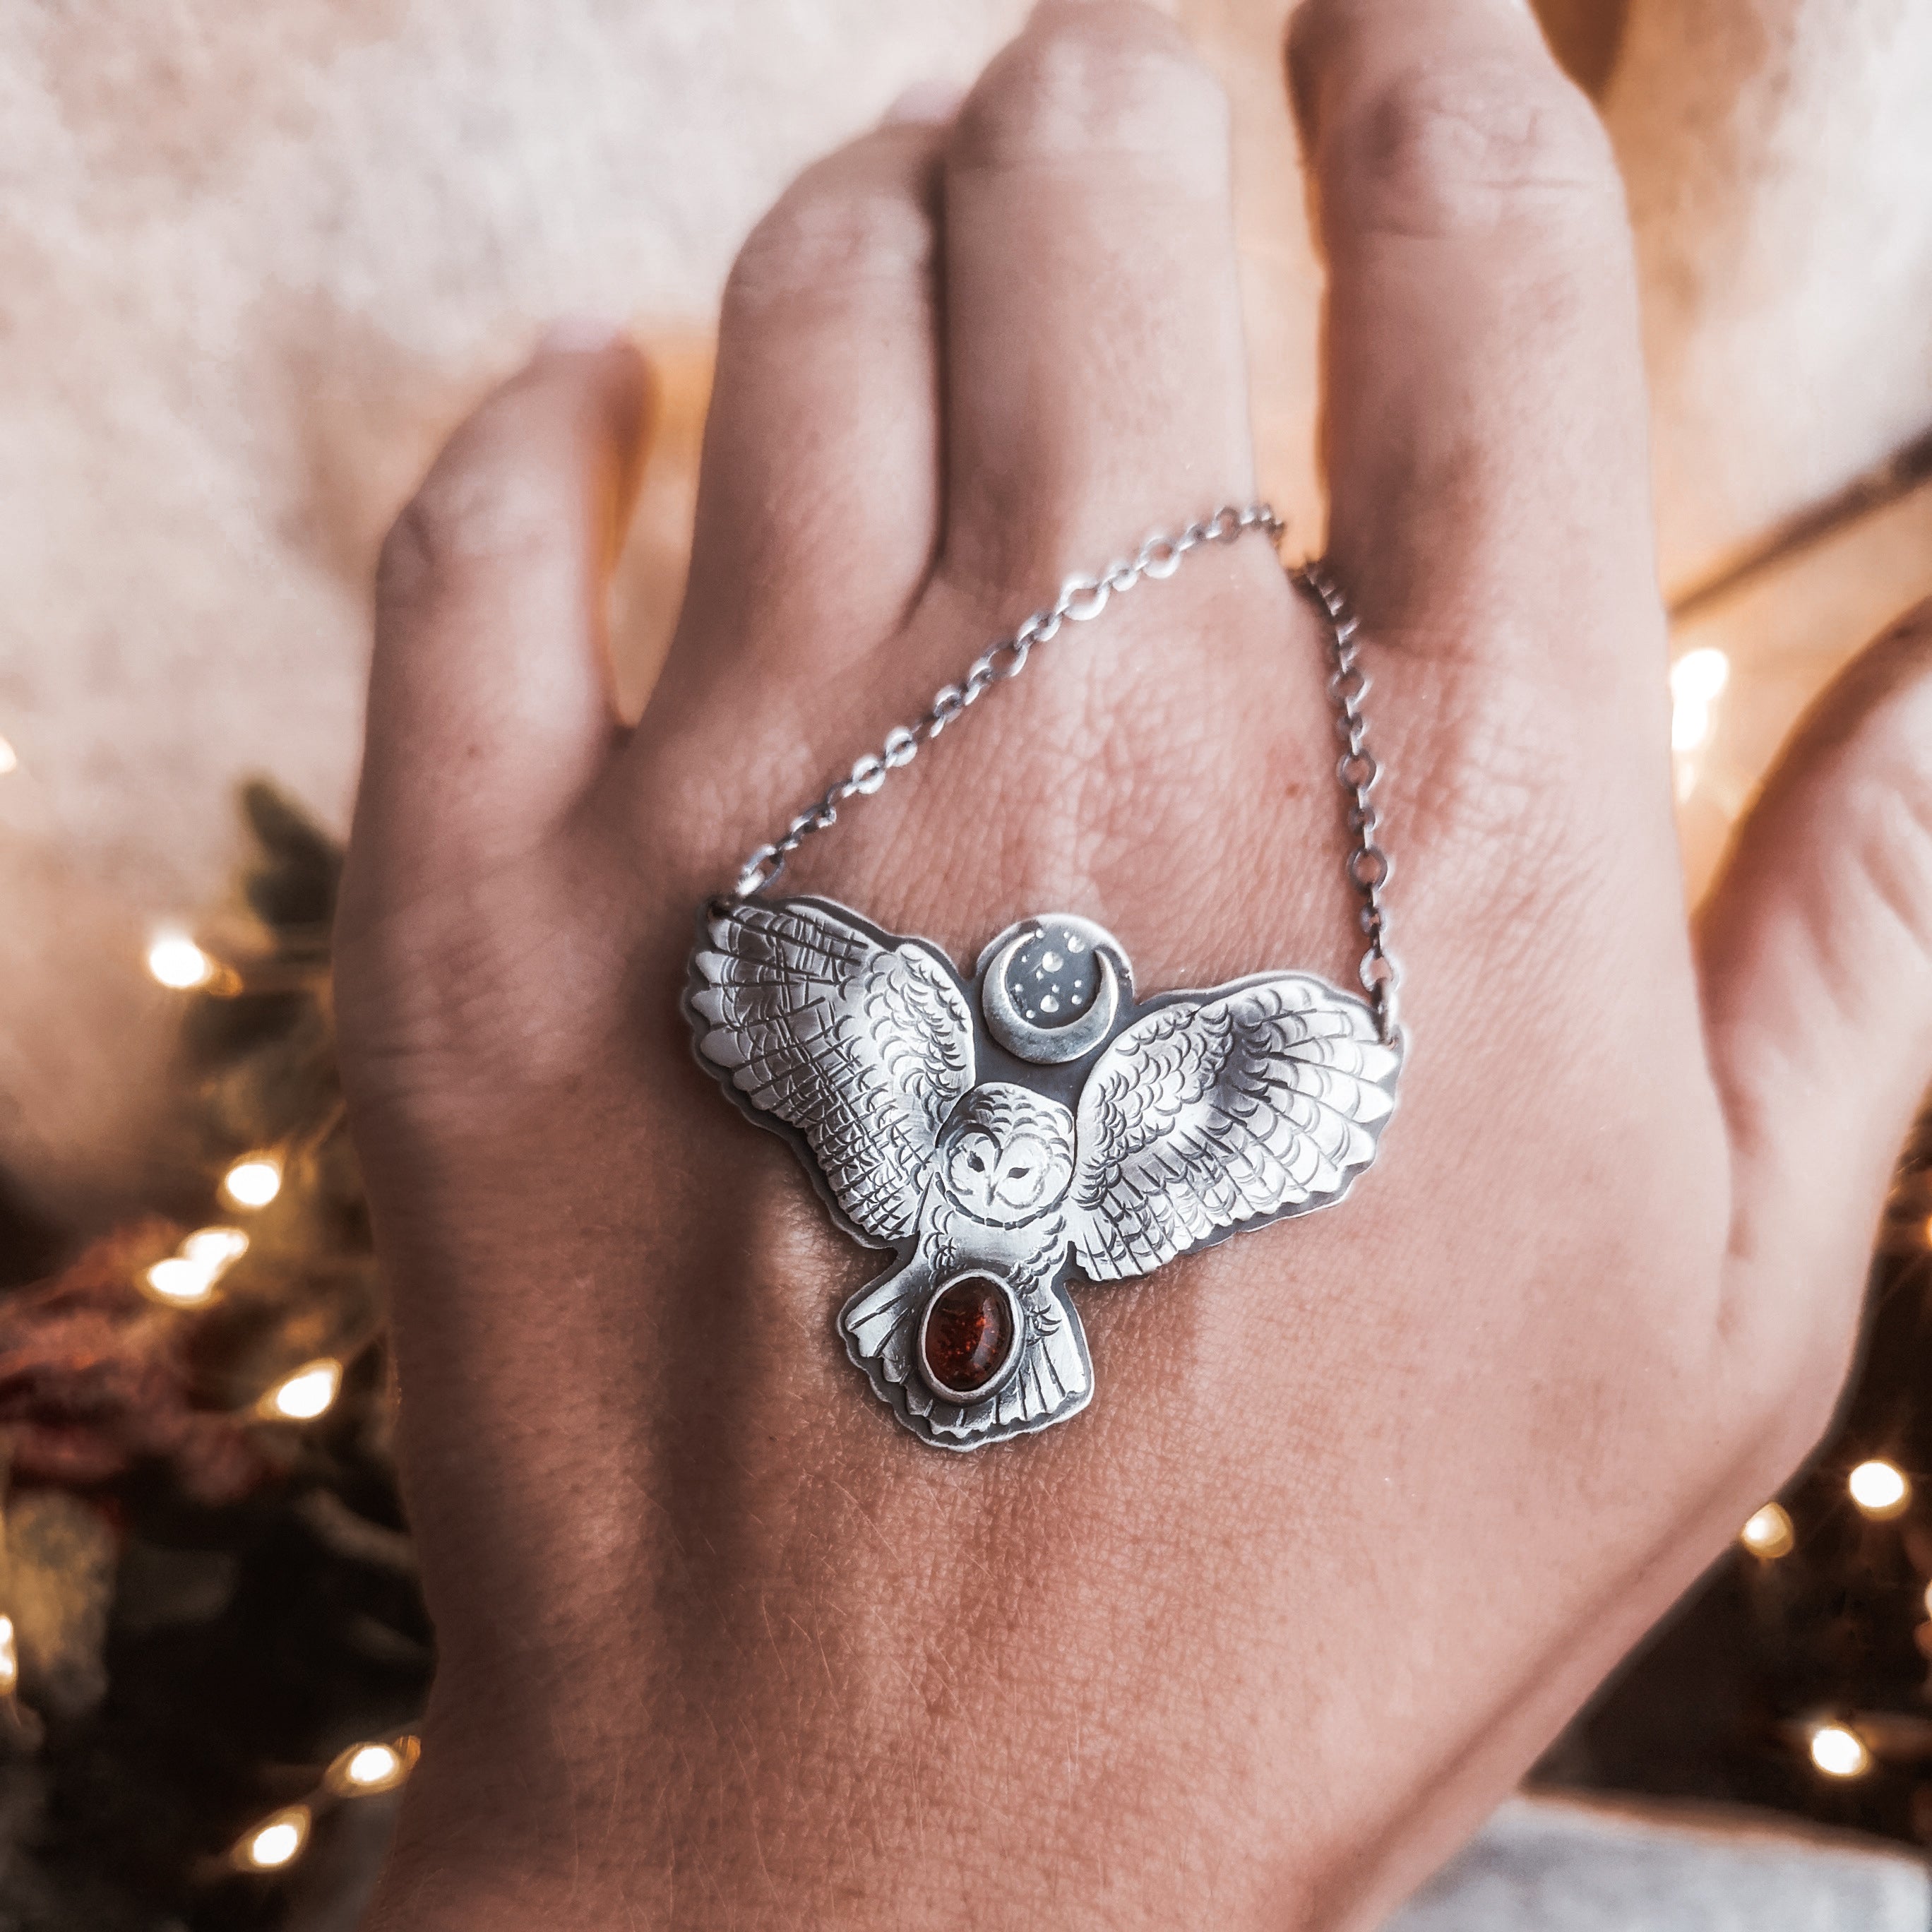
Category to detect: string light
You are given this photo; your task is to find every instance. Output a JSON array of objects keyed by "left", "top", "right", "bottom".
[
  {"left": 0, "top": 1616, "right": 17, "bottom": 1696},
  {"left": 1849, "top": 1459, "right": 1910, "bottom": 1519},
  {"left": 0, "top": 735, "right": 17, "bottom": 776},
  {"left": 222, "top": 1155, "right": 283, "bottom": 1211},
  {"left": 141, "top": 1227, "right": 249, "bottom": 1308},
  {"left": 261, "top": 1359, "right": 342, "bottom": 1421},
  {"left": 225, "top": 1738, "right": 420, "bottom": 1882},
  {"left": 183, "top": 1227, "right": 249, "bottom": 1270},
  {"left": 1739, "top": 1502, "right": 1794, "bottom": 1558},
  {"left": 1809, "top": 1723, "right": 1871, "bottom": 1778},
  {"left": 1670, "top": 647, "right": 1730, "bottom": 753},
  {"left": 146, "top": 929, "right": 219, "bottom": 991},
  {"left": 232, "top": 1806, "right": 309, "bottom": 1872},
  {"left": 325, "top": 1735, "right": 419, "bottom": 1796},
  {"left": 143, "top": 1259, "right": 215, "bottom": 1307}
]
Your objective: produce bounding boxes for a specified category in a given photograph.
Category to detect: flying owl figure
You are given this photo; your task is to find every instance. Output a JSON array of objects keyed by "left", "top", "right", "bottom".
[{"left": 686, "top": 898, "right": 1402, "bottom": 1450}]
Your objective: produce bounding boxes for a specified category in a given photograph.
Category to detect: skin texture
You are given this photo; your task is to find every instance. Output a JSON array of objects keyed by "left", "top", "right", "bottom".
[{"left": 336, "top": 3, "right": 1932, "bottom": 1927}]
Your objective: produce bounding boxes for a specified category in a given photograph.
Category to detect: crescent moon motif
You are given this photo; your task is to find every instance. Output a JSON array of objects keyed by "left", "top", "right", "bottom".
[{"left": 979, "top": 922, "right": 1121, "bottom": 1064}]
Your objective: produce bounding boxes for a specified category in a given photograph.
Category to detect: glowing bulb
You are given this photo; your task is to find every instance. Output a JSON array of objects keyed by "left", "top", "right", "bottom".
[
  {"left": 0, "top": 735, "right": 16, "bottom": 776},
  {"left": 143, "top": 1257, "right": 217, "bottom": 1307},
  {"left": 1810, "top": 1724, "right": 1870, "bottom": 1778},
  {"left": 222, "top": 1157, "right": 282, "bottom": 1210},
  {"left": 1924, "top": 1578, "right": 1932, "bottom": 1622},
  {"left": 0, "top": 1616, "right": 17, "bottom": 1695},
  {"left": 347, "top": 1743, "right": 400, "bottom": 1786},
  {"left": 182, "top": 1227, "right": 249, "bottom": 1270},
  {"left": 1671, "top": 696, "right": 1711, "bottom": 753},
  {"left": 326, "top": 1735, "right": 419, "bottom": 1795},
  {"left": 234, "top": 1806, "right": 309, "bottom": 1871},
  {"left": 1849, "top": 1460, "right": 1910, "bottom": 1518},
  {"left": 141, "top": 1227, "right": 248, "bottom": 1308},
  {"left": 1739, "top": 1502, "right": 1794, "bottom": 1558},
  {"left": 264, "top": 1359, "right": 342, "bottom": 1421},
  {"left": 144, "top": 1228, "right": 248, "bottom": 1307},
  {"left": 147, "top": 929, "right": 217, "bottom": 991},
  {"left": 1669, "top": 649, "right": 1729, "bottom": 753},
  {"left": 1671, "top": 648, "right": 1730, "bottom": 705}
]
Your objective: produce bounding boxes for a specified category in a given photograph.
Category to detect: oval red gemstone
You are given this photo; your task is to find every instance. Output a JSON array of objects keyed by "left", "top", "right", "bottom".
[{"left": 922, "top": 1277, "right": 1015, "bottom": 1397}]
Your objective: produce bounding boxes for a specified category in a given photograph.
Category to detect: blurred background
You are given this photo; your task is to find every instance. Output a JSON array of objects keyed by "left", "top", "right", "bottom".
[{"left": 0, "top": 0, "right": 1928, "bottom": 1925}]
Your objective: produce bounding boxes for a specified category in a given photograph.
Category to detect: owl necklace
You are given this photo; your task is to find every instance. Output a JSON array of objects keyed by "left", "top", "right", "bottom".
[{"left": 682, "top": 514, "right": 1404, "bottom": 1450}]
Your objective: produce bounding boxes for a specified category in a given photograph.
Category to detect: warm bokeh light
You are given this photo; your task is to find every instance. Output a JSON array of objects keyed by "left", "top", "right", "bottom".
[
  {"left": 1671, "top": 647, "right": 1731, "bottom": 704},
  {"left": 142, "top": 1227, "right": 248, "bottom": 1308},
  {"left": 182, "top": 1226, "right": 250, "bottom": 1270},
  {"left": 326, "top": 1734, "right": 420, "bottom": 1796},
  {"left": 0, "top": 734, "right": 17, "bottom": 777},
  {"left": 221, "top": 1155, "right": 283, "bottom": 1210},
  {"left": 1739, "top": 1502, "right": 1794, "bottom": 1558},
  {"left": 347, "top": 1743, "right": 400, "bottom": 1787},
  {"left": 146, "top": 929, "right": 218, "bottom": 991},
  {"left": 0, "top": 1616, "right": 17, "bottom": 1696},
  {"left": 1849, "top": 1460, "right": 1910, "bottom": 1518},
  {"left": 1809, "top": 1724, "right": 1871, "bottom": 1778},
  {"left": 234, "top": 1806, "right": 310, "bottom": 1871},
  {"left": 1669, "top": 647, "right": 1731, "bottom": 753},
  {"left": 263, "top": 1359, "right": 342, "bottom": 1421},
  {"left": 143, "top": 1257, "right": 217, "bottom": 1307}
]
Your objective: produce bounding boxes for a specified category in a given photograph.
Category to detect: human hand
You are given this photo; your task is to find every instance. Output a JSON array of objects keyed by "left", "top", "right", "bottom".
[{"left": 335, "top": 2, "right": 1932, "bottom": 1926}]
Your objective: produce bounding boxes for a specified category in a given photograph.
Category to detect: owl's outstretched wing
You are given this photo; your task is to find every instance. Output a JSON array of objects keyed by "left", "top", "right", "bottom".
[
  {"left": 1069, "top": 975, "right": 1400, "bottom": 1281},
  {"left": 686, "top": 898, "right": 977, "bottom": 1246}
]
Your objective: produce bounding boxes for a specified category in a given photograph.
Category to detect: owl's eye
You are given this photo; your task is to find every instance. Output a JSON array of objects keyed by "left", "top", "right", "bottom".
[
  {"left": 1008, "top": 1166, "right": 1032, "bottom": 1181},
  {"left": 967, "top": 1152, "right": 986, "bottom": 1174}
]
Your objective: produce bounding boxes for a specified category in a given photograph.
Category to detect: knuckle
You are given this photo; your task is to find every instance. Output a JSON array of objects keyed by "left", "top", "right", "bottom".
[
  {"left": 724, "top": 167, "right": 933, "bottom": 320},
  {"left": 955, "top": 3, "right": 1228, "bottom": 181},
  {"left": 376, "top": 439, "right": 574, "bottom": 616},
  {"left": 374, "top": 494, "right": 444, "bottom": 615},
  {"left": 1403, "top": 661, "right": 1579, "bottom": 893},
  {"left": 1323, "top": 55, "right": 1619, "bottom": 241}
]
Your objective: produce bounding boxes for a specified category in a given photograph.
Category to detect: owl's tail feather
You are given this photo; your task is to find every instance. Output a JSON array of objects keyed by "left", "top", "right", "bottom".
[
  {"left": 841, "top": 1260, "right": 1095, "bottom": 1448},
  {"left": 841, "top": 1258, "right": 927, "bottom": 1385}
]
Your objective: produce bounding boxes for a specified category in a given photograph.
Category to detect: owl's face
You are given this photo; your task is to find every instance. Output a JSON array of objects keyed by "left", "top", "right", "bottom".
[{"left": 936, "top": 1083, "right": 1076, "bottom": 1228}]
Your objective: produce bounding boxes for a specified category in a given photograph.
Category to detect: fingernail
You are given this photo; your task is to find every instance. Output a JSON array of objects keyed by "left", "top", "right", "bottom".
[
  {"left": 537, "top": 316, "right": 630, "bottom": 355},
  {"left": 881, "top": 79, "right": 965, "bottom": 126}
]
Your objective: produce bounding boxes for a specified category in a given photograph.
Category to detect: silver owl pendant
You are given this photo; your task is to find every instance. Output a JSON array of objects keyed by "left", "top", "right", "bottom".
[{"left": 685, "top": 898, "right": 1402, "bottom": 1450}]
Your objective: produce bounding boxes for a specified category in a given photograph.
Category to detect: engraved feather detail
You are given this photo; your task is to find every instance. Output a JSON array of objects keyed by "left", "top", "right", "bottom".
[
  {"left": 687, "top": 899, "right": 975, "bottom": 1245},
  {"left": 684, "top": 901, "right": 1400, "bottom": 1449},
  {"left": 841, "top": 1210, "right": 1090, "bottom": 1448},
  {"left": 1069, "top": 976, "right": 1400, "bottom": 1281}
]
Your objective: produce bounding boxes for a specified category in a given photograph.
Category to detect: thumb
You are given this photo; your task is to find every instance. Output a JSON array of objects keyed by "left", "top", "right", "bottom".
[{"left": 1698, "top": 600, "right": 1932, "bottom": 1371}]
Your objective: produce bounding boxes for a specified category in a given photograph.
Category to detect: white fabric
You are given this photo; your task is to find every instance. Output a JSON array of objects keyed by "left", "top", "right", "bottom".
[{"left": 1391, "top": 1795, "right": 1931, "bottom": 1932}]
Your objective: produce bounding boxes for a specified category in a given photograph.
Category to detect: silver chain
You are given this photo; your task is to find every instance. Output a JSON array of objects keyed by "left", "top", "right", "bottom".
[
  {"left": 727, "top": 503, "right": 1399, "bottom": 1044},
  {"left": 1292, "top": 561, "right": 1400, "bottom": 1043}
]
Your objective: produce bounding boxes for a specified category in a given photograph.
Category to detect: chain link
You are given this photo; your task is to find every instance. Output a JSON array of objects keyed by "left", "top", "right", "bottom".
[
  {"left": 1292, "top": 561, "right": 1400, "bottom": 1044},
  {"left": 724, "top": 505, "right": 1398, "bottom": 1044},
  {"left": 729, "top": 503, "right": 1282, "bottom": 900}
]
